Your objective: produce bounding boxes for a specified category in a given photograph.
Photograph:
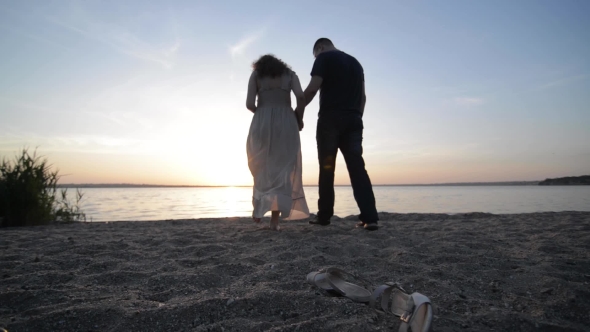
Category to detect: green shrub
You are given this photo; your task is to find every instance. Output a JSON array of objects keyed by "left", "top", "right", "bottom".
[{"left": 0, "top": 148, "right": 86, "bottom": 227}]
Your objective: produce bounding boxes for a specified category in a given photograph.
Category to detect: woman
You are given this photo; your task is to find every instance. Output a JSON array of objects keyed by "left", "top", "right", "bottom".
[{"left": 246, "top": 54, "right": 310, "bottom": 230}]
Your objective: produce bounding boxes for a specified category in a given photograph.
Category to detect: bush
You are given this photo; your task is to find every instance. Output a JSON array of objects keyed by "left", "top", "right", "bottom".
[{"left": 0, "top": 148, "right": 86, "bottom": 227}]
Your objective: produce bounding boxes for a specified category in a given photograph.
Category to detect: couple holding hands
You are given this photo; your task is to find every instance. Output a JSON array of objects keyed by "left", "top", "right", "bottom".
[{"left": 246, "top": 38, "right": 379, "bottom": 232}]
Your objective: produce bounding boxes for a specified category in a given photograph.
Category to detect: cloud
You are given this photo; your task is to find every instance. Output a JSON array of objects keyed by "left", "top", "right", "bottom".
[
  {"left": 0, "top": 23, "right": 75, "bottom": 51},
  {"left": 120, "top": 39, "right": 180, "bottom": 69},
  {"left": 535, "top": 74, "right": 588, "bottom": 91},
  {"left": 0, "top": 132, "right": 155, "bottom": 155},
  {"left": 45, "top": 12, "right": 180, "bottom": 68},
  {"left": 0, "top": 96, "right": 57, "bottom": 113},
  {"left": 454, "top": 97, "right": 484, "bottom": 106},
  {"left": 430, "top": 85, "right": 468, "bottom": 96},
  {"left": 83, "top": 111, "right": 127, "bottom": 126},
  {"left": 229, "top": 30, "right": 264, "bottom": 57}
]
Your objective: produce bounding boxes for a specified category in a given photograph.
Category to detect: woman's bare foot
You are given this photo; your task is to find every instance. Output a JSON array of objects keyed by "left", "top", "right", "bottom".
[
  {"left": 253, "top": 216, "right": 261, "bottom": 223},
  {"left": 269, "top": 220, "right": 280, "bottom": 231},
  {"left": 270, "top": 211, "right": 280, "bottom": 231}
]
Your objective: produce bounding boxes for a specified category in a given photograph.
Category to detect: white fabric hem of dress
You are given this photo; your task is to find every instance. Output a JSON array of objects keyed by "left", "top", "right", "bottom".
[{"left": 252, "top": 193, "right": 310, "bottom": 221}]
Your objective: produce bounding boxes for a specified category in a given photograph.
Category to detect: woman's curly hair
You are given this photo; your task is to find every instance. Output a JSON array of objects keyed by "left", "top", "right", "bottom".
[{"left": 252, "top": 54, "right": 291, "bottom": 78}]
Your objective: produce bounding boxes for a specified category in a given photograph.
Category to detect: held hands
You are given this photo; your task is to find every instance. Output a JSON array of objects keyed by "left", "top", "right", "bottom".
[{"left": 294, "top": 111, "right": 304, "bottom": 131}]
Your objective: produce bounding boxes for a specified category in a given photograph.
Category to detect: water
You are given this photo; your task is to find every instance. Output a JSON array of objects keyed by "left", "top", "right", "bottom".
[{"left": 72, "top": 186, "right": 590, "bottom": 222}]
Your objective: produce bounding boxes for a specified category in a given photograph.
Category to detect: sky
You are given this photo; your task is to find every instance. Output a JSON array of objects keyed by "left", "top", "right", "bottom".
[{"left": 1, "top": 0, "right": 589, "bottom": 186}]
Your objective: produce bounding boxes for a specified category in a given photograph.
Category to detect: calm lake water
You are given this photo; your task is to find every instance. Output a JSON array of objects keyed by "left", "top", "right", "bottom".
[{"left": 71, "top": 186, "right": 590, "bottom": 222}]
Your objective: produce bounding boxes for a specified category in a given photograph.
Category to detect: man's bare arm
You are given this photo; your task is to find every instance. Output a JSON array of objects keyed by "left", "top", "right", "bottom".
[
  {"left": 360, "top": 81, "right": 366, "bottom": 116},
  {"left": 303, "top": 76, "right": 323, "bottom": 106}
]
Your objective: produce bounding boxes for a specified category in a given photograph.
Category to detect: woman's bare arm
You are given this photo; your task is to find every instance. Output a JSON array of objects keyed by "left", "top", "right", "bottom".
[
  {"left": 246, "top": 71, "right": 257, "bottom": 113},
  {"left": 291, "top": 73, "right": 305, "bottom": 131}
]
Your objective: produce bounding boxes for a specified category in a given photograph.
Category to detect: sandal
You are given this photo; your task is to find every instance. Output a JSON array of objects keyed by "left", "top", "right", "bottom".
[
  {"left": 307, "top": 268, "right": 434, "bottom": 331},
  {"left": 307, "top": 268, "right": 372, "bottom": 303},
  {"left": 306, "top": 271, "right": 335, "bottom": 292},
  {"left": 371, "top": 282, "right": 433, "bottom": 332}
]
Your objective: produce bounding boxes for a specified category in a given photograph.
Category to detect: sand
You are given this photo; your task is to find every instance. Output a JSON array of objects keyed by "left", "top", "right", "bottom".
[{"left": 1, "top": 212, "right": 589, "bottom": 332}]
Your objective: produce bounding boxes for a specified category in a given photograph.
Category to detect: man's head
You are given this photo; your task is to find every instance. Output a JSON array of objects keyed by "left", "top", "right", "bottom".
[{"left": 313, "top": 38, "right": 335, "bottom": 58}]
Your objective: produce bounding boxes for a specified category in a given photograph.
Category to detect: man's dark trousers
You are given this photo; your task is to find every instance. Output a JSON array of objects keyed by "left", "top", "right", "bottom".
[{"left": 315, "top": 112, "right": 379, "bottom": 223}]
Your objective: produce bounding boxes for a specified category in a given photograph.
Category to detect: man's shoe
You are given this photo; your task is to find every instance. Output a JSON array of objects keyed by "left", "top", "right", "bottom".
[
  {"left": 356, "top": 221, "right": 378, "bottom": 230},
  {"left": 309, "top": 216, "right": 331, "bottom": 226},
  {"left": 363, "top": 222, "right": 378, "bottom": 231}
]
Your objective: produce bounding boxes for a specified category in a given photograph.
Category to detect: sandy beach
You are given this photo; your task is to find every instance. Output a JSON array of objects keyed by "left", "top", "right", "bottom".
[{"left": 1, "top": 211, "right": 589, "bottom": 332}]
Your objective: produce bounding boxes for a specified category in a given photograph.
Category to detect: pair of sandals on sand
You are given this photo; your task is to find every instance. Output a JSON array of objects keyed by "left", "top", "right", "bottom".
[{"left": 307, "top": 267, "right": 434, "bottom": 332}]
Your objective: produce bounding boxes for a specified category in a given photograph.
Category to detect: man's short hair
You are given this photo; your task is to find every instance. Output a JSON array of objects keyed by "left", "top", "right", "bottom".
[{"left": 313, "top": 38, "right": 333, "bottom": 51}]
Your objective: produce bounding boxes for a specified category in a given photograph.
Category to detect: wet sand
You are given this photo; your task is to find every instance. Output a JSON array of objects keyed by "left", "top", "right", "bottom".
[{"left": 1, "top": 212, "right": 589, "bottom": 331}]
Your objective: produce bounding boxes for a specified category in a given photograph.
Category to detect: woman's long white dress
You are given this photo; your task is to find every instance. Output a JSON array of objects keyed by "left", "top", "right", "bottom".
[{"left": 246, "top": 71, "right": 310, "bottom": 220}]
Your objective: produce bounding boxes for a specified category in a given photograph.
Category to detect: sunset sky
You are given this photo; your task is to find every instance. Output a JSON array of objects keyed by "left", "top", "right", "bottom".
[{"left": 1, "top": 0, "right": 589, "bottom": 186}]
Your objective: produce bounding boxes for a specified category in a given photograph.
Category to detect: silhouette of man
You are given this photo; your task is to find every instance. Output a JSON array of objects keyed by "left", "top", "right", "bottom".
[{"left": 303, "top": 38, "right": 379, "bottom": 231}]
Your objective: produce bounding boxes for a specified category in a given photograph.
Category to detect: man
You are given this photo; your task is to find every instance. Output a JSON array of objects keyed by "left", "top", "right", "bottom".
[{"left": 303, "top": 38, "right": 379, "bottom": 231}]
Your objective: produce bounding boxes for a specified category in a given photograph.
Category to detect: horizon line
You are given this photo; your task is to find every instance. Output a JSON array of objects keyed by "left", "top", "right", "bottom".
[{"left": 57, "top": 180, "right": 542, "bottom": 188}]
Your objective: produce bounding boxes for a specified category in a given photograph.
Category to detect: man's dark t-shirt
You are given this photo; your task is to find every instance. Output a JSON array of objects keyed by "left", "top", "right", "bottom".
[{"left": 310, "top": 50, "right": 364, "bottom": 118}]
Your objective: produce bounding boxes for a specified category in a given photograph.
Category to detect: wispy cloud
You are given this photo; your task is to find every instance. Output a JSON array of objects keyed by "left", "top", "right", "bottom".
[
  {"left": 0, "top": 23, "right": 74, "bottom": 51},
  {"left": 430, "top": 85, "right": 469, "bottom": 96},
  {"left": 0, "top": 96, "right": 60, "bottom": 113},
  {"left": 83, "top": 111, "right": 127, "bottom": 126},
  {"left": 535, "top": 74, "right": 588, "bottom": 91},
  {"left": 0, "top": 132, "right": 155, "bottom": 155},
  {"left": 454, "top": 97, "right": 484, "bottom": 106},
  {"left": 45, "top": 11, "right": 180, "bottom": 68},
  {"left": 229, "top": 30, "right": 264, "bottom": 57}
]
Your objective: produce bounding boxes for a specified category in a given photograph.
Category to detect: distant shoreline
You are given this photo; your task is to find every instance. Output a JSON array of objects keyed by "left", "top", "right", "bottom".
[
  {"left": 57, "top": 181, "right": 541, "bottom": 188},
  {"left": 56, "top": 175, "right": 589, "bottom": 188}
]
